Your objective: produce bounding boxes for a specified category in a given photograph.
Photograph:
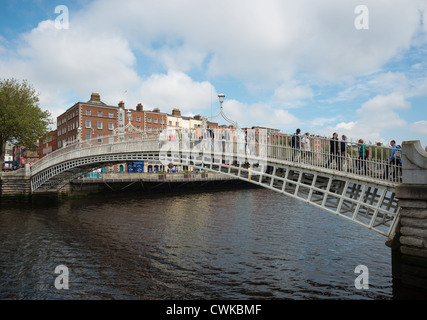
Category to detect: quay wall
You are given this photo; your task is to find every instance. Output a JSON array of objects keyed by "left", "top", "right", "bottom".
[{"left": 392, "top": 141, "right": 427, "bottom": 293}]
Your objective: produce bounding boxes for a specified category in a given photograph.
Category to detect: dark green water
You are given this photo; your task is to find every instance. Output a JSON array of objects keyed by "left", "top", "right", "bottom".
[{"left": 0, "top": 188, "right": 399, "bottom": 299}]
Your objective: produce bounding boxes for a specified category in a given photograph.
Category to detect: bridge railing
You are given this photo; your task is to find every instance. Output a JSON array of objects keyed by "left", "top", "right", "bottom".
[
  {"left": 265, "top": 133, "right": 402, "bottom": 183},
  {"left": 32, "top": 128, "right": 402, "bottom": 184},
  {"left": 31, "top": 133, "right": 161, "bottom": 174}
]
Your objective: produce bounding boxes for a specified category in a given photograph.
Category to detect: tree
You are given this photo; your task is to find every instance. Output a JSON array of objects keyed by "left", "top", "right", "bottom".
[{"left": 0, "top": 78, "right": 52, "bottom": 170}]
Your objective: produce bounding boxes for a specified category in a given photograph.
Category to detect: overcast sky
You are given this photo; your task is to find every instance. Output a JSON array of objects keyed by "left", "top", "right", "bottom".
[{"left": 1, "top": 0, "right": 426, "bottom": 146}]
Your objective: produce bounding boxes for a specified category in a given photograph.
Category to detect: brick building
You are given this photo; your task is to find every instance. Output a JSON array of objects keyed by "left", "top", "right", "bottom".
[
  {"left": 40, "top": 93, "right": 223, "bottom": 173},
  {"left": 39, "top": 129, "right": 58, "bottom": 159}
]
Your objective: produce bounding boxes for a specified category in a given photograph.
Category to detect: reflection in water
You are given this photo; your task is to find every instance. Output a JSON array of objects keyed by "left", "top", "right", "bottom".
[{"left": 0, "top": 188, "right": 395, "bottom": 299}]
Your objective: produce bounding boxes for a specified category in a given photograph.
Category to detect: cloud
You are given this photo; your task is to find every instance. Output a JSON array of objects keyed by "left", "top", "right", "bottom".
[
  {"left": 135, "top": 70, "right": 216, "bottom": 113},
  {"left": 412, "top": 121, "right": 427, "bottom": 134},
  {"left": 323, "top": 93, "right": 410, "bottom": 142},
  {"left": 222, "top": 99, "right": 299, "bottom": 130},
  {"left": 272, "top": 81, "right": 314, "bottom": 107},
  {"left": 0, "top": 0, "right": 426, "bottom": 146}
]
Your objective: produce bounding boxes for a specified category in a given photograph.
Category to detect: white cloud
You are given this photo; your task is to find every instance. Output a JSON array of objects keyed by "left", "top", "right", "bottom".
[
  {"left": 272, "top": 81, "right": 314, "bottom": 107},
  {"left": 0, "top": 0, "right": 426, "bottom": 144},
  {"left": 323, "top": 93, "right": 410, "bottom": 142},
  {"left": 222, "top": 99, "right": 299, "bottom": 130},
  {"left": 135, "top": 70, "right": 215, "bottom": 113},
  {"left": 412, "top": 121, "right": 427, "bottom": 134}
]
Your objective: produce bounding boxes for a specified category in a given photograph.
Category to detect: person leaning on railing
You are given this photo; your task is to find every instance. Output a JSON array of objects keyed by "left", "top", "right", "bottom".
[
  {"left": 340, "top": 135, "right": 347, "bottom": 170},
  {"left": 357, "top": 139, "right": 367, "bottom": 175},
  {"left": 384, "top": 140, "right": 402, "bottom": 181},
  {"left": 302, "top": 132, "right": 312, "bottom": 164},
  {"left": 326, "top": 132, "right": 341, "bottom": 170},
  {"left": 291, "top": 128, "right": 301, "bottom": 161}
]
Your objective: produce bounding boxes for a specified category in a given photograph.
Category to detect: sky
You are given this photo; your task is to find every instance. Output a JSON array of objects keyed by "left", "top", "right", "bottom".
[{"left": 1, "top": 0, "right": 427, "bottom": 147}]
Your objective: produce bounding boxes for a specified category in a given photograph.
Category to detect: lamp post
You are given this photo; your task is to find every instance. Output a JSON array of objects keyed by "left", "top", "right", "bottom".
[
  {"left": 218, "top": 92, "right": 225, "bottom": 107},
  {"left": 216, "top": 92, "right": 238, "bottom": 129}
]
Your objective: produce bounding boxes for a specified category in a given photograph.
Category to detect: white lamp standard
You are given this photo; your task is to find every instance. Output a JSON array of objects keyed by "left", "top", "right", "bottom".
[{"left": 215, "top": 92, "right": 238, "bottom": 129}]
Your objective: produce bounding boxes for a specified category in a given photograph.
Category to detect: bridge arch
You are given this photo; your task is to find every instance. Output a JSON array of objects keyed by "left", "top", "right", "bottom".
[{"left": 31, "top": 130, "right": 401, "bottom": 238}]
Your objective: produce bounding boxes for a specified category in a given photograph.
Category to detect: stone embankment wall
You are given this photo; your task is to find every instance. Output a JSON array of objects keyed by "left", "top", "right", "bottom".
[
  {"left": 393, "top": 141, "right": 427, "bottom": 290},
  {"left": 0, "top": 165, "right": 31, "bottom": 197}
]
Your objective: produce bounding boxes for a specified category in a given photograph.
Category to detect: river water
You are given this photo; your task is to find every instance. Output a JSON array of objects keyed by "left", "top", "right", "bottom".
[{"left": 0, "top": 187, "right": 398, "bottom": 300}]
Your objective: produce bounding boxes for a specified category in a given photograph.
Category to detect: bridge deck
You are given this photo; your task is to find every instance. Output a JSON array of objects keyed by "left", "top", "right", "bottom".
[{"left": 30, "top": 129, "right": 402, "bottom": 237}]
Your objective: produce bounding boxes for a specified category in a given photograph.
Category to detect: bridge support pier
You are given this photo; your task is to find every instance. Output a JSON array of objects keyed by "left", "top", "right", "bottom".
[
  {"left": 0, "top": 164, "right": 31, "bottom": 198},
  {"left": 392, "top": 141, "right": 427, "bottom": 293}
]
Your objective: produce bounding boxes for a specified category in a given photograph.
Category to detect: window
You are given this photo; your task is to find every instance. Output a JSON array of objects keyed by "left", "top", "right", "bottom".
[
  {"left": 136, "top": 116, "right": 141, "bottom": 122},
  {"left": 147, "top": 117, "right": 152, "bottom": 123},
  {"left": 98, "top": 111, "right": 103, "bottom": 117},
  {"left": 168, "top": 121, "right": 172, "bottom": 126},
  {"left": 147, "top": 127, "right": 152, "bottom": 133},
  {"left": 136, "top": 126, "right": 141, "bottom": 131},
  {"left": 176, "top": 122, "right": 179, "bottom": 126},
  {"left": 97, "top": 121, "right": 103, "bottom": 129},
  {"left": 109, "top": 112, "right": 114, "bottom": 118},
  {"left": 98, "top": 134, "right": 103, "bottom": 143},
  {"left": 154, "top": 128, "right": 158, "bottom": 134},
  {"left": 86, "top": 110, "right": 91, "bottom": 115},
  {"left": 108, "top": 122, "right": 114, "bottom": 130},
  {"left": 154, "top": 118, "right": 158, "bottom": 124},
  {"left": 161, "top": 118, "right": 164, "bottom": 124},
  {"left": 86, "top": 133, "right": 91, "bottom": 141},
  {"left": 86, "top": 120, "right": 91, "bottom": 128}
]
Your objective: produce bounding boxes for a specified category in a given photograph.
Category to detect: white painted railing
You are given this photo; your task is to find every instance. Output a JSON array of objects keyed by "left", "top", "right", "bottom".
[{"left": 31, "top": 128, "right": 402, "bottom": 184}]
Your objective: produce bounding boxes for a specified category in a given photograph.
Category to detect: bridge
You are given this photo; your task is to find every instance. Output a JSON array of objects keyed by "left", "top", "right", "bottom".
[{"left": 30, "top": 128, "right": 404, "bottom": 239}]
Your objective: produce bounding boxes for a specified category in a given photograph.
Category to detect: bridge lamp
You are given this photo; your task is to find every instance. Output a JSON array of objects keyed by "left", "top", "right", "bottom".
[{"left": 218, "top": 92, "right": 225, "bottom": 108}]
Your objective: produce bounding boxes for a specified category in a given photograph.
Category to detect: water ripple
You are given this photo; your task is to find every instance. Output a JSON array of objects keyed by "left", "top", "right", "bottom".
[{"left": 0, "top": 189, "right": 394, "bottom": 299}]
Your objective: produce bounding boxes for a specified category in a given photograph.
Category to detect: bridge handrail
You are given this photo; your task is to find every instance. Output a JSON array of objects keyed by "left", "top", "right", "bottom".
[{"left": 31, "top": 129, "right": 402, "bottom": 184}]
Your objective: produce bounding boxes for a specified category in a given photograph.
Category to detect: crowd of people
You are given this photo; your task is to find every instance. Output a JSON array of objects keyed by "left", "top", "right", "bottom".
[{"left": 290, "top": 128, "right": 402, "bottom": 181}]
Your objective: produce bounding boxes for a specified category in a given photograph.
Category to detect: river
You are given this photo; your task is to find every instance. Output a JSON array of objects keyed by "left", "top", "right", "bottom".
[{"left": 0, "top": 187, "right": 399, "bottom": 300}]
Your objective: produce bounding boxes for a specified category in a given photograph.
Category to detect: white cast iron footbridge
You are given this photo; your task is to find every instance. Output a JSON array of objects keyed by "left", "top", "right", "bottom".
[{"left": 30, "top": 128, "right": 402, "bottom": 238}]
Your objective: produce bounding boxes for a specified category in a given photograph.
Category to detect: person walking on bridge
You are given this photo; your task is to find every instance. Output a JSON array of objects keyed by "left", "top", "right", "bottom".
[
  {"left": 291, "top": 128, "right": 301, "bottom": 161},
  {"left": 326, "top": 132, "right": 341, "bottom": 170},
  {"left": 384, "top": 140, "right": 402, "bottom": 181},
  {"left": 357, "top": 139, "right": 367, "bottom": 175}
]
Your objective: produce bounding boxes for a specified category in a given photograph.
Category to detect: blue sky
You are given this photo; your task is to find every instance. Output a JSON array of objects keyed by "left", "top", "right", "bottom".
[{"left": 1, "top": 0, "right": 427, "bottom": 146}]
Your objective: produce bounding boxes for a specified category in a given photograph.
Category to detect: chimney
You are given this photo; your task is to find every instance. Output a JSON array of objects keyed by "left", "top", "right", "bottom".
[
  {"left": 136, "top": 103, "right": 143, "bottom": 111},
  {"left": 194, "top": 115, "right": 201, "bottom": 120},
  {"left": 118, "top": 101, "right": 125, "bottom": 109},
  {"left": 172, "top": 108, "right": 181, "bottom": 117},
  {"left": 91, "top": 93, "right": 101, "bottom": 101},
  {"left": 153, "top": 107, "right": 160, "bottom": 113}
]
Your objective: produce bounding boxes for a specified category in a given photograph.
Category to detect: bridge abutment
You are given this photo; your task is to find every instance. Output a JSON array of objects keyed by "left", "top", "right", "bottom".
[
  {"left": 0, "top": 165, "right": 32, "bottom": 198},
  {"left": 392, "top": 141, "right": 427, "bottom": 292}
]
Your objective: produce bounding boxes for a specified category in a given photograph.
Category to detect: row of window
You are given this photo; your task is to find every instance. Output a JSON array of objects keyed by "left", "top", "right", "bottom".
[
  {"left": 85, "top": 110, "right": 116, "bottom": 118},
  {"left": 84, "top": 109, "right": 166, "bottom": 124},
  {"left": 58, "top": 121, "right": 79, "bottom": 136},
  {"left": 85, "top": 120, "right": 115, "bottom": 130}
]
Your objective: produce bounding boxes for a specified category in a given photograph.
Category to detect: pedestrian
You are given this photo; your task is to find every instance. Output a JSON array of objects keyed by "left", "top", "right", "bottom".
[
  {"left": 291, "top": 128, "right": 301, "bottom": 161},
  {"left": 340, "top": 135, "right": 348, "bottom": 171},
  {"left": 326, "top": 132, "right": 340, "bottom": 169},
  {"left": 358, "top": 139, "right": 367, "bottom": 175},
  {"left": 302, "top": 132, "right": 312, "bottom": 164},
  {"left": 384, "top": 140, "right": 402, "bottom": 181}
]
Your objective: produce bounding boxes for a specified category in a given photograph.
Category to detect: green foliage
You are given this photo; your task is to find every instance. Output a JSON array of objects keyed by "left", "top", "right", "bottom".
[{"left": 0, "top": 78, "right": 53, "bottom": 166}]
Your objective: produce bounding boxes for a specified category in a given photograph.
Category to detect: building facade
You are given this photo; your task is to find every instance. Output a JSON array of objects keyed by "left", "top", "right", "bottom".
[{"left": 39, "top": 93, "right": 223, "bottom": 173}]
